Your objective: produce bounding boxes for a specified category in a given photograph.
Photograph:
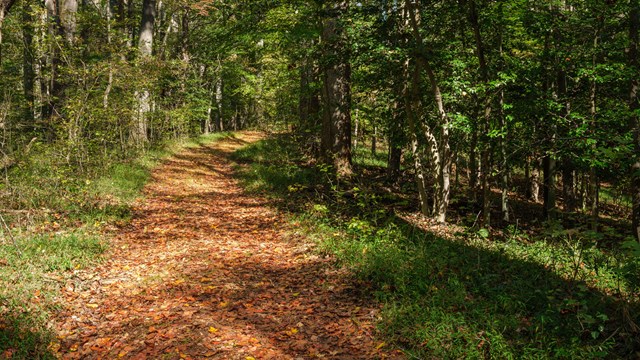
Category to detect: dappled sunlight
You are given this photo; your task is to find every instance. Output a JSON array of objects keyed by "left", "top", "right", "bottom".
[{"left": 51, "top": 132, "right": 400, "bottom": 359}]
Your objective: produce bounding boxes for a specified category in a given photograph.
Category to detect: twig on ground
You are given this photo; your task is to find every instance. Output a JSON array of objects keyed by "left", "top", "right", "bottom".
[{"left": 0, "top": 212, "right": 22, "bottom": 256}]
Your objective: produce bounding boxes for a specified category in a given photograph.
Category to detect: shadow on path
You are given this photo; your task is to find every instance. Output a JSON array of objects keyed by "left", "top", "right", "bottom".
[{"left": 52, "top": 132, "right": 401, "bottom": 359}]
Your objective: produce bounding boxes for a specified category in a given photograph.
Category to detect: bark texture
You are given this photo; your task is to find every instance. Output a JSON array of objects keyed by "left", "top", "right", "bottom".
[
  {"left": 630, "top": 0, "right": 640, "bottom": 241},
  {"left": 321, "top": 1, "right": 352, "bottom": 177},
  {"left": 133, "top": 0, "right": 155, "bottom": 145}
]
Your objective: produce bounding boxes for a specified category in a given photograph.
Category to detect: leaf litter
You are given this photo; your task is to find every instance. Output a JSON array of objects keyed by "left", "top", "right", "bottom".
[{"left": 51, "top": 132, "right": 403, "bottom": 359}]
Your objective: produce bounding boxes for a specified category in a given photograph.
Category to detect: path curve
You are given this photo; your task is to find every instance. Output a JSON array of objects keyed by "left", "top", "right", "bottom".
[{"left": 52, "top": 132, "right": 401, "bottom": 359}]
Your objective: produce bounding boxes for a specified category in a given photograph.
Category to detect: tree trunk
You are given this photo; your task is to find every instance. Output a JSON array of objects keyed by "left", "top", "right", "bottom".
[
  {"left": 321, "top": 0, "right": 352, "bottom": 177},
  {"left": 138, "top": 0, "right": 154, "bottom": 57},
  {"left": 103, "top": 0, "right": 113, "bottom": 109},
  {"left": 60, "top": 0, "right": 77, "bottom": 45},
  {"left": 562, "top": 161, "right": 577, "bottom": 212},
  {"left": 133, "top": 0, "right": 155, "bottom": 146},
  {"left": 469, "top": 117, "right": 479, "bottom": 193},
  {"left": 543, "top": 155, "right": 557, "bottom": 220},
  {"left": 0, "top": 4, "right": 5, "bottom": 65},
  {"left": 22, "top": 0, "right": 35, "bottom": 123},
  {"left": 0, "top": 0, "right": 17, "bottom": 64},
  {"left": 531, "top": 158, "right": 541, "bottom": 203},
  {"left": 387, "top": 92, "right": 404, "bottom": 183},
  {"left": 298, "top": 55, "right": 320, "bottom": 133},
  {"left": 589, "top": 169, "right": 599, "bottom": 231},
  {"left": 215, "top": 77, "right": 223, "bottom": 131},
  {"left": 387, "top": 143, "right": 402, "bottom": 183},
  {"left": 353, "top": 108, "right": 359, "bottom": 151},
  {"left": 402, "top": 57, "right": 430, "bottom": 216},
  {"left": 42, "top": 0, "right": 61, "bottom": 123},
  {"left": 180, "top": 9, "right": 189, "bottom": 63},
  {"left": 406, "top": 0, "right": 451, "bottom": 223},
  {"left": 541, "top": 26, "right": 558, "bottom": 220},
  {"left": 466, "top": 0, "right": 492, "bottom": 227},
  {"left": 500, "top": 90, "right": 509, "bottom": 222},
  {"left": 630, "top": 0, "right": 640, "bottom": 241},
  {"left": 371, "top": 124, "right": 377, "bottom": 156}
]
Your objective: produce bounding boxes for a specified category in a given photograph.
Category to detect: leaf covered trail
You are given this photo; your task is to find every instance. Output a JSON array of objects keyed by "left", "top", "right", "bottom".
[{"left": 53, "top": 133, "right": 401, "bottom": 359}]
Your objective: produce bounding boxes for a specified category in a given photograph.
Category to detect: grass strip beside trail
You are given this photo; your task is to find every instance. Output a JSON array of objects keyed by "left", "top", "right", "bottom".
[
  {"left": 0, "top": 132, "right": 232, "bottom": 359},
  {"left": 231, "top": 133, "right": 640, "bottom": 360}
]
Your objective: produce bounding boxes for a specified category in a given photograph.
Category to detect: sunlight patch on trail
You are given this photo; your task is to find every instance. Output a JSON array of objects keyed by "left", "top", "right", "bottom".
[{"left": 51, "top": 131, "right": 401, "bottom": 359}]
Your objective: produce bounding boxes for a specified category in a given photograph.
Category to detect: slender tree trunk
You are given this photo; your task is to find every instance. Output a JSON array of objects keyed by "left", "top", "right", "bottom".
[
  {"left": 180, "top": 8, "right": 189, "bottom": 63},
  {"left": 387, "top": 142, "right": 402, "bottom": 183},
  {"left": 23, "top": 0, "right": 35, "bottom": 123},
  {"left": 466, "top": 0, "right": 492, "bottom": 226},
  {"left": 353, "top": 108, "right": 359, "bottom": 151},
  {"left": 402, "top": 56, "right": 430, "bottom": 216},
  {"left": 42, "top": 0, "right": 60, "bottom": 123},
  {"left": 103, "top": 0, "right": 113, "bottom": 109},
  {"left": 531, "top": 158, "right": 541, "bottom": 203},
  {"left": 557, "top": 45, "right": 576, "bottom": 213},
  {"left": 497, "top": 5, "right": 509, "bottom": 223},
  {"left": 387, "top": 91, "right": 404, "bottom": 183},
  {"left": 586, "top": 22, "right": 599, "bottom": 219},
  {"left": 0, "top": 8, "right": 4, "bottom": 65},
  {"left": 469, "top": 116, "right": 479, "bottom": 193},
  {"left": 407, "top": 0, "right": 451, "bottom": 223},
  {"left": 298, "top": 54, "right": 320, "bottom": 134},
  {"left": 215, "top": 77, "right": 223, "bottom": 131},
  {"left": 629, "top": 0, "right": 640, "bottom": 241},
  {"left": 542, "top": 28, "right": 557, "bottom": 220},
  {"left": 589, "top": 169, "right": 599, "bottom": 230},
  {"left": 371, "top": 124, "right": 377, "bottom": 156},
  {"left": 500, "top": 90, "right": 509, "bottom": 222},
  {"left": 411, "top": 139, "right": 430, "bottom": 216},
  {"left": 563, "top": 160, "right": 577, "bottom": 212},
  {"left": 543, "top": 154, "right": 557, "bottom": 220},
  {"left": 385, "top": 6, "right": 405, "bottom": 185},
  {"left": 132, "top": 0, "right": 155, "bottom": 146},
  {"left": 205, "top": 100, "right": 212, "bottom": 134}
]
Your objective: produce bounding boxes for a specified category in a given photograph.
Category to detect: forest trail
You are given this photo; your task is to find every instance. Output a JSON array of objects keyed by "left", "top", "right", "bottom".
[{"left": 52, "top": 132, "right": 401, "bottom": 359}]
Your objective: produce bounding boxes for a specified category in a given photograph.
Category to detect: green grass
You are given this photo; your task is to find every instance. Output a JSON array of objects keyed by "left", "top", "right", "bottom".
[
  {"left": 352, "top": 141, "right": 388, "bottom": 168},
  {"left": 232, "top": 133, "right": 640, "bottom": 359},
  {"left": 599, "top": 185, "right": 632, "bottom": 208},
  {"left": 0, "top": 131, "right": 231, "bottom": 359},
  {"left": 231, "top": 134, "right": 318, "bottom": 196},
  {"left": 0, "top": 232, "right": 105, "bottom": 359}
]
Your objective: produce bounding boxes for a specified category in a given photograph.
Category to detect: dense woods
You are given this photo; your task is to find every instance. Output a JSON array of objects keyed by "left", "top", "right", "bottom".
[{"left": 1, "top": 0, "right": 640, "bottom": 358}]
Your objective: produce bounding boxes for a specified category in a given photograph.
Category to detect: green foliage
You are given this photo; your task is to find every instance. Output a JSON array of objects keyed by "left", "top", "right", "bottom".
[
  {"left": 231, "top": 136, "right": 319, "bottom": 196},
  {"left": 0, "top": 231, "right": 104, "bottom": 359},
  {"left": 0, "top": 314, "right": 55, "bottom": 360},
  {"left": 232, "top": 134, "right": 638, "bottom": 359},
  {"left": 0, "top": 132, "right": 227, "bottom": 359}
]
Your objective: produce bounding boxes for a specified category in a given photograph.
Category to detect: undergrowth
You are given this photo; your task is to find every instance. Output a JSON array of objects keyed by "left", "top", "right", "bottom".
[
  {"left": 232, "top": 133, "right": 640, "bottom": 359},
  {"left": 0, "top": 132, "right": 231, "bottom": 358}
]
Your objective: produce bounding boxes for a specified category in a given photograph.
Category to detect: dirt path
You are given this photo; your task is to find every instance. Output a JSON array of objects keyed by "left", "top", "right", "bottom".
[{"left": 52, "top": 132, "right": 401, "bottom": 359}]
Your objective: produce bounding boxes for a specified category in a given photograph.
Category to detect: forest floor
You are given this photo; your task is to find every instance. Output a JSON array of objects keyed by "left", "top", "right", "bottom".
[{"left": 50, "top": 132, "right": 401, "bottom": 359}]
